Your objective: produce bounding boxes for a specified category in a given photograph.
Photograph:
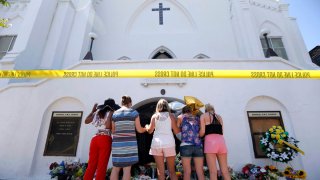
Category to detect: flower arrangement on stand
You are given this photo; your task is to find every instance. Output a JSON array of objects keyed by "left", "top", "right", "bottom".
[
  {"left": 260, "top": 126, "right": 303, "bottom": 163},
  {"left": 49, "top": 160, "right": 87, "bottom": 180},
  {"left": 259, "top": 126, "right": 306, "bottom": 179}
]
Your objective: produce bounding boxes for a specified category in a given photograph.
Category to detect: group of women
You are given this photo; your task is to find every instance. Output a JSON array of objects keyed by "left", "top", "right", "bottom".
[{"left": 83, "top": 96, "right": 231, "bottom": 180}]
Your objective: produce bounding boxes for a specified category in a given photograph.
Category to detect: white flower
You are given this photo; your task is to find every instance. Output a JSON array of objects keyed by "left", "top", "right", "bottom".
[
  {"left": 260, "top": 137, "right": 268, "bottom": 145},
  {"left": 280, "top": 152, "right": 289, "bottom": 160},
  {"left": 269, "top": 143, "right": 274, "bottom": 149},
  {"left": 270, "top": 152, "right": 279, "bottom": 159},
  {"left": 267, "top": 153, "right": 271, "bottom": 157}
]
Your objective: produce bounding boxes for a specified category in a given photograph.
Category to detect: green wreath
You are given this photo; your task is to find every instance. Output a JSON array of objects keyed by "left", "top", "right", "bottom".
[{"left": 260, "top": 126, "right": 300, "bottom": 163}]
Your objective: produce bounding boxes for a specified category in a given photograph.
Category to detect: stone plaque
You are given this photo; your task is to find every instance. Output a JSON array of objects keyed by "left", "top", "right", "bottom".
[{"left": 44, "top": 111, "right": 82, "bottom": 156}]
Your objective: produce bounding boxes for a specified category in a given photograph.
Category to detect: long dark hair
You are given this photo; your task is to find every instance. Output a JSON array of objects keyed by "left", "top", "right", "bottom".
[{"left": 98, "top": 108, "right": 109, "bottom": 119}]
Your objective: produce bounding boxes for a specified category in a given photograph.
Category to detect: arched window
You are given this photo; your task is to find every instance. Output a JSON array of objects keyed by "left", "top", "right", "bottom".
[
  {"left": 117, "top": 56, "right": 131, "bottom": 60},
  {"left": 152, "top": 51, "right": 173, "bottom": 59},
  {"left": 149, "top": 46, "right": 176, "bottom": 59},
  {"left": 194, "top": 54, "right": 210, "bottom": 59},
  {"left": 260, "top": 37, "right": 288, "bottom": 60},
  {"left": 259, "top": 22, "right": 288, "bottom": 60}
]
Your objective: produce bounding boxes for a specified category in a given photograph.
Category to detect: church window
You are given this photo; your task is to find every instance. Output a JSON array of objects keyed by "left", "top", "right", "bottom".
[
  {"left": 194, "top": 54, "right": 210, "bottom": 59},
  {"left": 0, "top": 35, "right": 17, "bottom": 59},
  {"left": 260, "top": 37, "right": 288, "bottom": 60},
  {"left": 152, "top": 51, "right": 173, "bottom": 59},
  {"left": 247, "top": 111, "right": 284, "bottom": 158}
]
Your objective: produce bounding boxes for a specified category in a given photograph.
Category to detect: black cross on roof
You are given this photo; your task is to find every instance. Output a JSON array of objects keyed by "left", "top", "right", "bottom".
[{"left": 152, "top": 3, "right": 170, "bottom": 25}]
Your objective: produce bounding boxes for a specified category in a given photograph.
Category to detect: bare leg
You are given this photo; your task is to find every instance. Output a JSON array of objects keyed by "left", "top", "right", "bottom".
[
  {"left": 122, "top": 166, "right": 132, "bottom": 180},
  {"left": 166, "top": 156, "right": 178, "bottom": 180},
  {"left": 217, "top": 154, "right": 231, "bottom": 180},
  {"left": 182, "top": 157, "right": 191, "bottom": 180},
  {"left": 154, "top": 156, "right": 166, "bottom": 180},
  {"left": 206, "top": 154, "right": 218, "bottom": 180},
  {"left": 110, "top": 166, "right": 121, "bottom": 180},
  {"left": 193, "top": 157, "right": 205, "bottom": 180}
]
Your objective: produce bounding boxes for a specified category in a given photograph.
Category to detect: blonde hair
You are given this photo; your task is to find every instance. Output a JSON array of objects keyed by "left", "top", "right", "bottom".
[
  {"left": 156, "top": 99, "right": 170, "bottom": 113},
  {"left": 121, "top": 95, "right": 132, "bottom": 106},
  {"left": 205, "top": 103, "right": 215, "bottom": 113}
]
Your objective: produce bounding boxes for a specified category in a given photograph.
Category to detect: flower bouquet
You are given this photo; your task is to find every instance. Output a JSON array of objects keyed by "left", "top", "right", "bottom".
[
  {"left": 264, "top": 165, "right": 283, "bottom": 180},
  {"left": 283, "top": 166, "right": 307, "bottom": 180},
  {"left": 241, "top": 163, "right": 268, "bottom": 179},
  {"left": 49, "top": 160, "right": 87, "bottom": 180}
]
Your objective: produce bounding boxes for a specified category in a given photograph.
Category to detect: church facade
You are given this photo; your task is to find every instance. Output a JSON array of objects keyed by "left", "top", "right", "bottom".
[{"left": 0, "top": 0, "right": 319, "bottom": 179}]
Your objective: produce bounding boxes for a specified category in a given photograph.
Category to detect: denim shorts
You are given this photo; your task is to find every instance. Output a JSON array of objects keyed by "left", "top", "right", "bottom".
[{"left": 180, "top": 145, "right": 204, "bottom": 158}]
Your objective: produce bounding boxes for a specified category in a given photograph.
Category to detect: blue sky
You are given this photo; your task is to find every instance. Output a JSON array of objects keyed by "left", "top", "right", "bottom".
[{"left": 288, "top": 0, "right": 320, "bottom": 51}]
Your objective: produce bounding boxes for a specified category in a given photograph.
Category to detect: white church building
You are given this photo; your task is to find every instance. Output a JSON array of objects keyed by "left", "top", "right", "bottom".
[{"left": 0, "top": 0, "right": 319, "bottom": 179}]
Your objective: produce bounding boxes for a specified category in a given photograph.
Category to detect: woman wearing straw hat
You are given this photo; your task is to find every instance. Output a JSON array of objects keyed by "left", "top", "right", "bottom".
[
  {"left": 177, "top": 104, "right": 205, "bottom": 180},
  {"left": 83, "top": 98, "right": 120, "bottom": 180}
]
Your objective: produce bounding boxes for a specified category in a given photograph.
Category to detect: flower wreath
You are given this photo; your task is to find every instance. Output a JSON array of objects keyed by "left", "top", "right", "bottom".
[{"left": 260, "top": 126, "right": 302, "bottom": 163}]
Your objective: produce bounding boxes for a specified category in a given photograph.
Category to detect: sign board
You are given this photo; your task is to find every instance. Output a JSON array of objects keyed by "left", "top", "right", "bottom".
[{"left": 44, "top": 112, "right": 82, "bottom": 156}]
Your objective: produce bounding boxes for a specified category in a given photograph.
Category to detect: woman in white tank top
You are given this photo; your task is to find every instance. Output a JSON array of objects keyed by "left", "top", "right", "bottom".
[{"left": 146, "top": 99, "right": 180, "bottom": 180}]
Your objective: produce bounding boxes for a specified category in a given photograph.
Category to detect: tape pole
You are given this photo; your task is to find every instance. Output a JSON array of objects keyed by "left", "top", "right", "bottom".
[{"left": 0, "top": 70, "right": 319, "bottom": 79}]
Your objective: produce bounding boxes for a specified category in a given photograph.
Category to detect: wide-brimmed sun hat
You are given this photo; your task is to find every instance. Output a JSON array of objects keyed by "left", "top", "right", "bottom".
[{"left": 97, "top": 98, "right": 120, "bottom": 111}]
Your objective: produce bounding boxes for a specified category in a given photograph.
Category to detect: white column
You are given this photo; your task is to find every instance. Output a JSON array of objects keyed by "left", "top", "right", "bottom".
[
  {"left": 62, "top": 0, "right": 96, "bottom": 68},
  {"left": 8, "top": 0, "right": 58, "bottom": 70},
  {"left": 39, "top": 0, "right": 76, "bottom": 69},
  {"left": 231, "top": 0, "right": 263, "bottom": 59}
]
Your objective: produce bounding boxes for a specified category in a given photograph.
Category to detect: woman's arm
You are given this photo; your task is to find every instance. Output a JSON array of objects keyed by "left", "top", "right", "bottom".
[
  {"left": 135, "top": 116, "right": 147, "bottom": 133},
  {"left": 85, "top": 103, "right": 98, "bottom": 124},
  {"left": 104, "top": 111, "right": 114, "bottom": 129},
  {"left": 216, "top": 114, "right": 224, "bottom": 131},
  {"left": 199, "top": 113, "right": 206, "bottom": 137},
  {"left": 111, "top": 121, "right": 115, "bottom": 134},
  {"left": 146, "top": 114, "right": 156, "bottom": 134},
  {"left": 170, "top": 113, "right": 180, "bottom": 135},
  {"left": 177, "top": 115, "right": 182, "bottom": 128}
]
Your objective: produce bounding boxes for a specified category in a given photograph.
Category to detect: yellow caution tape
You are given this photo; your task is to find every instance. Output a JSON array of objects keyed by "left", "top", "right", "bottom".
[{"left": 0, "top": 70, "right": 319, "bottom": 79}]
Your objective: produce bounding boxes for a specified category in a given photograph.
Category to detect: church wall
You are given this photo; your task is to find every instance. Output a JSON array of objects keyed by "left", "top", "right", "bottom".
[
  {"left": 90, "top": 0, "right": 239, "bottom": 60},
  {"left": 0, "top": 60, "right": 319, "bottom": 178}
]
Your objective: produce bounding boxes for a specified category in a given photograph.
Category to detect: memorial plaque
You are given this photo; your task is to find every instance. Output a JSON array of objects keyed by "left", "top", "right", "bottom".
[{"left": 44, "top": 111, "right": 82, "bottom": 156}]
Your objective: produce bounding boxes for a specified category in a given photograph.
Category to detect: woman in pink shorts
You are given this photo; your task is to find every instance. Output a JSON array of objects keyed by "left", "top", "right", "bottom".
[
  {"left": 200, "top": 104, "right": 231, "bottom": 180},
  {"left": 146, "top": 99, "right": 180, "bottom": 180}
]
